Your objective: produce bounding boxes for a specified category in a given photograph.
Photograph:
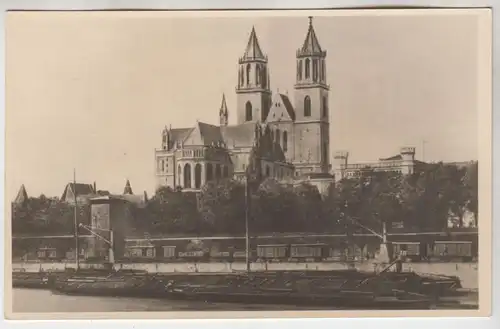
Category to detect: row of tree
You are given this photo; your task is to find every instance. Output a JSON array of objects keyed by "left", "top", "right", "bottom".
[{"left": 12, "top": 161, "right": 478, "bottom": 237}]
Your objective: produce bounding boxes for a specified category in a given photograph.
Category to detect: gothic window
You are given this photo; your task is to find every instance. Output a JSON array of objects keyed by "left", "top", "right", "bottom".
[
  {"left": 298, "top": 60, "right": 302, "bottom": 80},
  {"left": 206, "top": 163, "right": 213, "bottom": 181},
  {"left": 322, "top": 96, "right": 328, "bottom": 117},
  {"left": 305, "top": 58, "right": 310, "bottom": 79},
  {"left": 266, "top": 165, "right": 271, "bottom": 177},
  {"left": 240, "top": 66, "right": 244, "bottom": 86},
  {"left": 246, "top": 64, "right": 251, "bottom": 85},
  {"left": 223, "top": 166, "right": 229, "bottom": 178},
  {"left": 178, "top": 165, "right": 182, "bottom": 186},
  {"left": 215, "top": 164, "right": 221, "bottom": 180},
  {"left": 283, "top": 131, "right": 288, "bottom": 152},
  {"left": 262, "top": 66, "right": 267, "bottom": 88},
  {"left": 245, "top": 102, "right": 253, "bottom": 121},
  {"left": 183, "top": 163, "right": 191, "bottom": 188},
  {"left": 322, "top": 60, "right": 326, "bottom": 81},
  {"left": 313, "top": 59, "right": 318, "bottom": 82},
  {"left": 304, "top": 96, "right": 311, "bottom": 117},
  {"left": 194, "top": 163, "right": 202, "bottom": 189},
  {"left": 275, "top": 129, "right": 280, "bottom": 146},
  {"left": 256, "top": 64, "right": 261, "bottom": 85}
]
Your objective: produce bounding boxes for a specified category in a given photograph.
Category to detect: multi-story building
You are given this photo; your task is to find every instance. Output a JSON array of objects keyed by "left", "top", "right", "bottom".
[{"left": 155, "top": 17, "right": 334, "bottom": 192}]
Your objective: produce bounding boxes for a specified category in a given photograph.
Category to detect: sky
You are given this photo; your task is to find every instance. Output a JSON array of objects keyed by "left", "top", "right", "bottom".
[{"left": 5, "top": 10, "right": 482, "bottom": 199}]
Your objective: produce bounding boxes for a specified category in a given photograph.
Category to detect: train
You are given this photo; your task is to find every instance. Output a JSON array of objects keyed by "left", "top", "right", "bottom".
[{"left": 12, "top": 232, "right": 478, "bottom": 264}]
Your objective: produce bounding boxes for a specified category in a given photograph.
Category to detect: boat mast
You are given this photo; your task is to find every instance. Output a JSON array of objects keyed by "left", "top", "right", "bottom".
[
  {"left": 245, "top": 172, "right": 250, "bottom": 273},
  {"left": 73, "top": 169, "right": 80, "bottom": 271}
]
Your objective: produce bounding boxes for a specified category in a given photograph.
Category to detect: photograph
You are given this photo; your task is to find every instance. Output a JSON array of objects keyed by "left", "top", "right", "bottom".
[{"left": 4, "top": 8, "right": 491, "bottom": 319}]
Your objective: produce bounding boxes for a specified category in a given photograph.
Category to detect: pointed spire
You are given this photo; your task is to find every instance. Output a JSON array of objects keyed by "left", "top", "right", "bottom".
[
  {"left": 298, "top": 16, "right": 324, "bottom": 56},
  {"left": 14, "top": 184, "right": 28, "bottom": 205},
  {"left": 123, "top": 179, "right": 133, "bottom": 195},
  {"left": 242, "top": 26, "right": 266, "bottom": 60},
  {"left": 219, "top": 93, "right": 229, "bottom": 126},
  {"left": 219, "top": 93, "right": 228, "bottom": 115}
]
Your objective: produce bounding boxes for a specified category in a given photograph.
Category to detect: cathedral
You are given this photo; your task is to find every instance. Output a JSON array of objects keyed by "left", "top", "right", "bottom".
[{"left": 155, "top": 17, "right": 334, "bottom": 194}]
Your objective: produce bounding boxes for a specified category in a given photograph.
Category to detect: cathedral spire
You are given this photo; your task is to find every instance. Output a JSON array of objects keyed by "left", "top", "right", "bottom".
[
  {"left": 242, "top": 26, "right": 266, "bottom": 61},
  {"left": 219, "top": 93, "right": 228, "bottom": 126},
  {"left": 298, "top": 16, "right": 324, "bottom": 57}
]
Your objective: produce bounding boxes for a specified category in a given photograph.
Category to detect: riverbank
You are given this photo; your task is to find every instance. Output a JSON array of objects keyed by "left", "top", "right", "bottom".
[{"left": 12, "top": 261, "right": 478, "bottom": 289}]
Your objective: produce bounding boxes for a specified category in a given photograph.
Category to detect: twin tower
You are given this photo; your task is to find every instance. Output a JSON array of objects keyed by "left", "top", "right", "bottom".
[{"left": 221, "top": 17, "right": 331, "bottom": 175}]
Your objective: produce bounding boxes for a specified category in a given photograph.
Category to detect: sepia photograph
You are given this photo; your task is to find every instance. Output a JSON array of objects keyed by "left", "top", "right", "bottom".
[{"left": 4, "top": 8, "right": 492, "bottom": 319}]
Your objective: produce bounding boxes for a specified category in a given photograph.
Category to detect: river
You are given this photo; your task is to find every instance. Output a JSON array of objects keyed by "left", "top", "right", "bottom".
[
  {"left": 12, "top": 288, "right": 478, "bottom": 313},
  {"left": 12, "top": 288, "right": 330, "bottom": 313}
]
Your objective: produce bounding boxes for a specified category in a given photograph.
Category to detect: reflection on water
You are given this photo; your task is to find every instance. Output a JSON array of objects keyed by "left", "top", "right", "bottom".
[{"left": 12, "top": 289, "right": 329, "bottom": 313}]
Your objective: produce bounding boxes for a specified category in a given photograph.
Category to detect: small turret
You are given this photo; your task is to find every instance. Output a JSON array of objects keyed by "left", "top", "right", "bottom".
[
  {"left": 162, "top": 126, "right": 170, "bottom": 150},
  {"left": 219, "top": 93, "right": 229, "bottom": 126},
  {"left": 400, "top": 147, "right": 416, "bottom": 174},
  {"left": 123, "top": 179, "right": 133, "bottom": 195}
]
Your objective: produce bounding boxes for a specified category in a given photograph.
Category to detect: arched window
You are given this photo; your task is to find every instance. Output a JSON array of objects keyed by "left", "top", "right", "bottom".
[
  {"left": 262, "top": 66, "right": 267, "bottom": 88},
  {"left": 304, "top": 96, "right": 311, "bottom": 117},
  {"left": 178, "top": 165, "right": 182, "bottom": 186},
  {"left": 223, "top": 166, "right": 229, "bottom": 178},
  {"left": 256, "top": 64, "right": 261, "bottom": 85},
  {"left": 206, "top": 163, "right": 213, "bottom": 181},
  {"left": 305, "top": 58, "right": 310, "bottom": 79},
  {"left": 246, "top": 64, "right": 251, "bottom": 85},
  {"left": 183, "top": 163, "right": 191, "bottom": 188},
  {"left": 319, "top": 60, "right": 324, "bottom": 81},
  {"left": 245, "top": 102, "right": 253, "bottom": 121},
  {"left": 275, "top": 129, "right": 280, "bottom": 145},
  {"left": 313, "top": 59, "right": 318, "bottom": 82},
  {"left": 283, "top": 131, "right": 288, "bottom": 152},
  {"left": 297, "top": 60, "right": 302, "bottom": 80},
  {"left": 215, "top": 164, "right": 221, "bottom": 180},
  {"left": 239, "top": 66, "right": 244, "bottom": 87},
  {"left": 266, "top": 165, "right": 271, "bottom": 177},
  {"left": 322, "top": 60, "right": 326, "bottom": 81},
  {"left": 323, "top": 96, "right": 328, "bottom": 117},
  {"left": 194, "top": 163, "right": 202, "bottom": 189}
]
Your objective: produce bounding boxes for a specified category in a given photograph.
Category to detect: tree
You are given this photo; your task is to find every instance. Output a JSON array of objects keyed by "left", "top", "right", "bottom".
[
  {"left": 465, "top": 162, "right": 478, "bottom": 227},
  {"left": 293, "top": 182, "right": 324, "bottom": 232},
  {"left": 198, "top": 178, "right": 246, "bottom": 234},
  {"left": 252, "top": 178, "right": 297, "bottom": 233}
]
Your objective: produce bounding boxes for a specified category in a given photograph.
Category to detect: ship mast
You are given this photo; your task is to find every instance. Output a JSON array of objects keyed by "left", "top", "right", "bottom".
[{"left": 73, "top": 169, "right": 80, "bottom": 271}]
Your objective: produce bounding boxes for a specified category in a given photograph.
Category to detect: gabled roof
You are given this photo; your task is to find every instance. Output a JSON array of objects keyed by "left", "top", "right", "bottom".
[
  {"left": 220, "top": 122, "right": 257, "bottom": 148},
  {"left": 242, "top": 26, "right": 265, "bottom": 60},
  {"left": 61, "top": 182, "right": 95, "bottom": 201},
  {"left": 168, "top": 128, "right": 191, "bottom": 148},
  {"left": 14, "top": 184, "right": 28, "bottom": 204},
  {"left": 266, "top": 93, "right": 296, "bottom": 122},
  {"left": 299, "top": 17, "right": 323, "bottom": 55}
]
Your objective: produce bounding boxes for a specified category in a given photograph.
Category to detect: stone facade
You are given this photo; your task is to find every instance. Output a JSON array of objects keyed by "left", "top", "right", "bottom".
[
  {"left": 155, "top": 17, "right": 334, "bottom": 192},
  {"left": 333, "top": 147, "right": 421, "bottom": 181}
]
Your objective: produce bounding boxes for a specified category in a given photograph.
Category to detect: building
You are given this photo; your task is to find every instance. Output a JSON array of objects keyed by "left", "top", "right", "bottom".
[
  {"left": 60, "top": 182, "right": 97, "bottom": 204},
  {"left": 13, "top": 184, "right": 29, "bottom": 206},
  {"left": 155, "top": 17, "right": 334, "bottom": 192},
  {"left": 333, "top": 147, "right": 422, "bottom": 181}
]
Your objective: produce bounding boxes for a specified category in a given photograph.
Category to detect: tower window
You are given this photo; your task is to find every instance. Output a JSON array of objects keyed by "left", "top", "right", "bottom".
[
  {"left": 323, "top": 143, "right": 328, "bottom": 163},
  {"left": 304, "top": 96, "right": 311, "bottom": 117},
  {"left": 323, "top": 96, "right": 328, "bottom": 117},
  {"left": 266, "top": 165, "right": 270, "bottom": 177},
  {"left": 275, "top": 129, "right": 280, "bottom": 145},
  {"left": 256, "top": 64, "right": 261, "bottom": 85},
  {"left": 298, "top": 60, "right": 303, "bottom": 80},
  {"left": 313, "top": 59, "right": 318, "bottom": 82},
  {"left": 240, "top": 66, "right": 244, "bottom": 86},
  {"left": 245, "top": 101, "right": 253, "bottom": 121},
  {"left": 283, "top": 131, "right": 288, "bottom": 152},
  {"left": 262, "top": 66, "right": 267, "bottom": 88},
  {"left": 246, "top": 64, "right": 251, "bottom": 85},
  {"left": 305, "top": 58, "right": 310, "bottom": 79}
]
